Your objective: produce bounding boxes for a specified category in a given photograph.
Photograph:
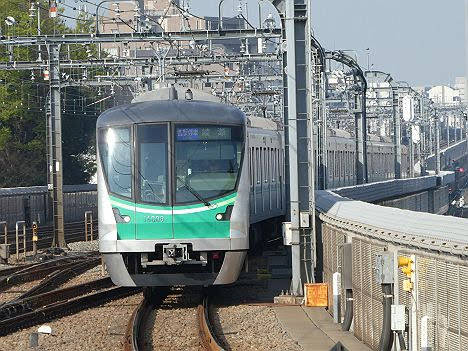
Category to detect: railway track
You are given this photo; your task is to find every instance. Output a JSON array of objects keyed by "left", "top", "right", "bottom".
[
  {"left": 0, "top": 277, "right": 140, "bottom": 336},
  {"left": 0, "top": 253, "right": 98, "bottom": 294},
  {"left": 0, "top": 252, "right": 145, "bottom": 337},
  {"left": 124, "top": 288, "right": 225, "bottom": 351},
  {"left": 10, "top": 256, "right": 101, "bottom": 301}
]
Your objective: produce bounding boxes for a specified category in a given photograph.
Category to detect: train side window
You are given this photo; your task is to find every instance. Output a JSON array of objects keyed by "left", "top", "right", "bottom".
[
  {"left": 255, "top": 147, "right": 260, "bottom": 184},
  {"left": 257, "top": 147, "right": 261, "bottom": 185},
  {"left": 262, "top": 147, "right": 265, "bottom": 183},
  {"left": 271, "top": 148, "right": 274, "bottom": 182},
  {"left": 333, "top": 151, "right": 340, "bottom": 178},
  {"left": 341, "top": 152, "right": 344, "bottom": 178},
  {"left": 343, "top": 151, "right": 347, "bottom": 177},
  {"left": 276, "top": 149, "right": 280, "bottom": 183},
  {"left": 249, "top": 147, "right": 253, "bottom": 187},
  {"left": 334, "top": 151, "right": 338, "bottom": 177}
]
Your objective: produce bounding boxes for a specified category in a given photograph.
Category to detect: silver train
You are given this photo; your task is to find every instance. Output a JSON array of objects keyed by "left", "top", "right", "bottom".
[
  {"left": 325, "top": 131, "right": 408, "bottom": 189},
  {"left": 98, "top": 87, "right": 285, "bottom": 286},
  {"left": 97, "top": 87, "right": 406, "bottom": 287}
]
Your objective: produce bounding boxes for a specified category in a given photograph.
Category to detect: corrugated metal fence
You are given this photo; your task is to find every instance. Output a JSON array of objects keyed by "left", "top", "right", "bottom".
[
  {"left": 0, "top": 185, "right": 97, "bottom": 230},
  {"left": 321, "top": 219, "right": 468, "bottom": 351}
]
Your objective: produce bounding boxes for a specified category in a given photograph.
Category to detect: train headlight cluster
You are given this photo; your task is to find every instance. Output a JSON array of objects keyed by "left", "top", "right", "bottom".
[{"left": 215, "top": 213, "right": 223, "bottom": 221}]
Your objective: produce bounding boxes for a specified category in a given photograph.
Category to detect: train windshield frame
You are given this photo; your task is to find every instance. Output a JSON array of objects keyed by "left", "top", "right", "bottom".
[
  {"left": 137, "top": 123, "right": 169, "bottom": 205},
  {"left": 98, "top": 122, "right": 244, "bottom": 205},
  {"left": 174, "top": 124, "right": 244, "bottom": 205}
]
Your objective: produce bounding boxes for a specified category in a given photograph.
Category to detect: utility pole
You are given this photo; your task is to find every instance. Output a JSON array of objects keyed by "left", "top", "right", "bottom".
[
  {"left": 354, "top": 92, "right": 366, "bottom": 184},
  {"left": 408, "top": 124, "right": 414, "bottom": 177},
  {"left": 283, "top": 0, "right": 316, "bottom": 296},
  {"left": 48, "top": 44, "right": 66, "bottom": 248},
  {"left": 446, "top": 114, "right": 450, "bottom": 148},
  {"left": 465, "top": 0, "right": 468, "bottom": 112},
  {"left": 393, "top": 88, "right": 402, "bottom": 178},
  {"left": 435, "top": 113, "right": 441, "bottom": 174}
]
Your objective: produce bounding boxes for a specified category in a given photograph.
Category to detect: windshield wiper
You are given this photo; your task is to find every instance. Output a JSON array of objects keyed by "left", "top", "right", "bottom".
[{"left": 176, "top": 175, "right": 211, "bottom": 206}]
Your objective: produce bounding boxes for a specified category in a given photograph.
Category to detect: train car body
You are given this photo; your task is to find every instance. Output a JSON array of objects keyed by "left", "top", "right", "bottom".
[
  {"left": 325, "top": 130, "right": 408, "bottom": 189},
  {"left": 97, "top": 87, "right": 285, "bottom": 286},
  {"left": 98, "top": 87, "right": 407, "bottom": 287}
]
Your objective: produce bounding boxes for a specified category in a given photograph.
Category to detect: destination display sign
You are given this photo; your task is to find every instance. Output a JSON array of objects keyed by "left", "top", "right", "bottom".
[{"left": 176, "top": 126, "right": 232, "bottom": 141}]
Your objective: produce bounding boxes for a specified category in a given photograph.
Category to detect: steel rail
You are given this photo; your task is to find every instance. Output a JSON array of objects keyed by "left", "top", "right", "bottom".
[
  {"left": 0, "top": 263, "right": 37, "bottom": 277},
  {"left": 123, "top": 297, "right": 152, "bottom": 351},
  {"left": 123, "top": 288, "right": 170, "bottom": 351},
  {"left": 0, "top": 278, "right": 112, "bottom": 321},
  {"left": 123, "top": 288, "right": 224, "bottom": 351},
  {"left": 198, "top": 294, "right": 225, "bottom": 351},
  {"left": 0, "top": 281, "right": 139, "bottom": 336},
  {"left": 11, "top": 256, "right": 101, "bottom": 301},
  {"left": 0, "top": 254, "right": 97, "bottom": 293}
]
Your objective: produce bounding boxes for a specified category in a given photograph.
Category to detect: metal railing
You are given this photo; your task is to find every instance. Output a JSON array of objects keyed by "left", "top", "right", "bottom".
[
  {"left": 0, "top": 221, "right": 6, "bottom": 244},
  {"left": 15, "top": 221, "right": 26, "bottom": 261},
  {"left": 84, "top": 211, "right": 93, "bottom": 242}
]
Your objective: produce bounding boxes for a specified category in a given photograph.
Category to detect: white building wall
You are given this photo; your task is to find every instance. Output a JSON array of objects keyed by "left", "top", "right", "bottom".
[{"left": 428, "top": 85, "right": 460, "bottom": 105}]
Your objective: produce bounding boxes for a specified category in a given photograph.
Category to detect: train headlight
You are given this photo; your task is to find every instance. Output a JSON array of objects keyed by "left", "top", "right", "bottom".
[
  {"left": 215, "top": 213, "right": 223, "bottom": 221},
  {"left": 123, "top": 215, "right": 131, "bottom": 223}
]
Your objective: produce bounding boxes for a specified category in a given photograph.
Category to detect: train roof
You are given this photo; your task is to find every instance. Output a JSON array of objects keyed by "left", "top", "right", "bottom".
[
  {"left": 247, "top": 116, "right": 280, "bottom": 131},
  {"left": 133, "top": 86, "right": 221, "bottom": 103},
  {"left": 97, "top": 99, "right": 245, "bottom": 128}
]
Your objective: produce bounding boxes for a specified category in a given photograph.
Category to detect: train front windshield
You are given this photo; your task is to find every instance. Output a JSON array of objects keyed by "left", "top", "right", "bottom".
[
  {"left": 99, "top": 124, "right": 244, "bottom": 204},
  {"left": 175, "top": 124, "right": 244, "bottom": 204}
]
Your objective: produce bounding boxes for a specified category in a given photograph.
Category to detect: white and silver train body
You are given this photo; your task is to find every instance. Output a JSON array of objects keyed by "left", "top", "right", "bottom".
[{"left": 98, "top": 87, "right": 285, "bottom": 287}]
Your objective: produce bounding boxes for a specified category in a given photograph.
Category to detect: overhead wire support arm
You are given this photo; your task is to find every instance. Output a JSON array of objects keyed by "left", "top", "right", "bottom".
[
  {"left": 325, "top": 50, "right": 368, "bottom": 184},
  {"left": 0, "top": 53, "right": 280, "bottom": 71},
  {"left": 0, "top": 29, "right": 281, "bottom": 46}
]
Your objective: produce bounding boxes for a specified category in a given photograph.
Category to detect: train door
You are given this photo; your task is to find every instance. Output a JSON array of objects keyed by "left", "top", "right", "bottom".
[
  {"left": 134, "top": 123, "right": 173, "bottom": 240},
  {"left": 249, "top": 145, "right": 255, "bottom": 216}
]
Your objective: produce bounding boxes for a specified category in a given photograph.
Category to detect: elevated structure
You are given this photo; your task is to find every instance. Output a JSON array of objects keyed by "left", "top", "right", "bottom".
[{"left": 316, "top": 176, "right": 468, "bottom": 350}]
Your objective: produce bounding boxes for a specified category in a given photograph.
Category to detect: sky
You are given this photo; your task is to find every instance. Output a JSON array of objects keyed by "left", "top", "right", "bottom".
[
  {"left": 311, "top": 0, "right": 466, "bottom": 87},
  {"left": 64, "top": 0, "right": 466, "bottom": 87}
]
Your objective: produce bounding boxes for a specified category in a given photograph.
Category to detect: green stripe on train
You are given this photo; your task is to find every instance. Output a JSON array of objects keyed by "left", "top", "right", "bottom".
[{"left": 109, "top": 193, "right": 236, "bottom": 240}]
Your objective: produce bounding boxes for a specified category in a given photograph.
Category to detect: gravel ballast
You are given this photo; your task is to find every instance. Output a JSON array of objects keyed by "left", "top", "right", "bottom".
[
  {"left": 144, "top": 287, "right": 202, "bottom": 351},
  {"left": 0, "top": 292, "right": 142, "bottom": 350},
  {"left": 0, "top": 243, "right": 303, "bottom": 350},
  {"left": 212, "top": 282, "right": 303, "bottom": 351}
]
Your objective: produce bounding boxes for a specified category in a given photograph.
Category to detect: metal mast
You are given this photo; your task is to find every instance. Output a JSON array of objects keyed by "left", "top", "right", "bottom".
[
  {"left": 283, "top": 0, "right": 316, "bottom": 295},
  {"left": 48, "top": 44, "right": 66, "bottom": 248}
]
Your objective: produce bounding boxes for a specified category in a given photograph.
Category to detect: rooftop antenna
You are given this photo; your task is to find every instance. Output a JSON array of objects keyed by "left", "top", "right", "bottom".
[
  {"left": 185, "top": 88, "right": 193, "bottom": 100},
  {"left": 169, "top": 85, "right": 178, "bottom": 100}
]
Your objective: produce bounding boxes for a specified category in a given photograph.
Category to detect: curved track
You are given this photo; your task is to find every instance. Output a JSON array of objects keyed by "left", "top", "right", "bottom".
[
  {"left": 198, "top": 295, "right": 225, "bottom": 351},
  {"left": 0, "top": 277, "right": 139, "bottom": 336},
  {"left": 124, "top": 289, "right": 225, "bottom": 351},
  {"left": 124, "top": 296, "right": 154, "bottom": 351},
  {"left": 0, "top": 253, "right": 98, "bottom": 294}
]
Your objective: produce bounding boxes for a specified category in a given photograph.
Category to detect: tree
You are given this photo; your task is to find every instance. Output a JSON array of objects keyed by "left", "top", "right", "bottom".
[{"left": 0, "top": 0, "right": 106, "bottom": 187}]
